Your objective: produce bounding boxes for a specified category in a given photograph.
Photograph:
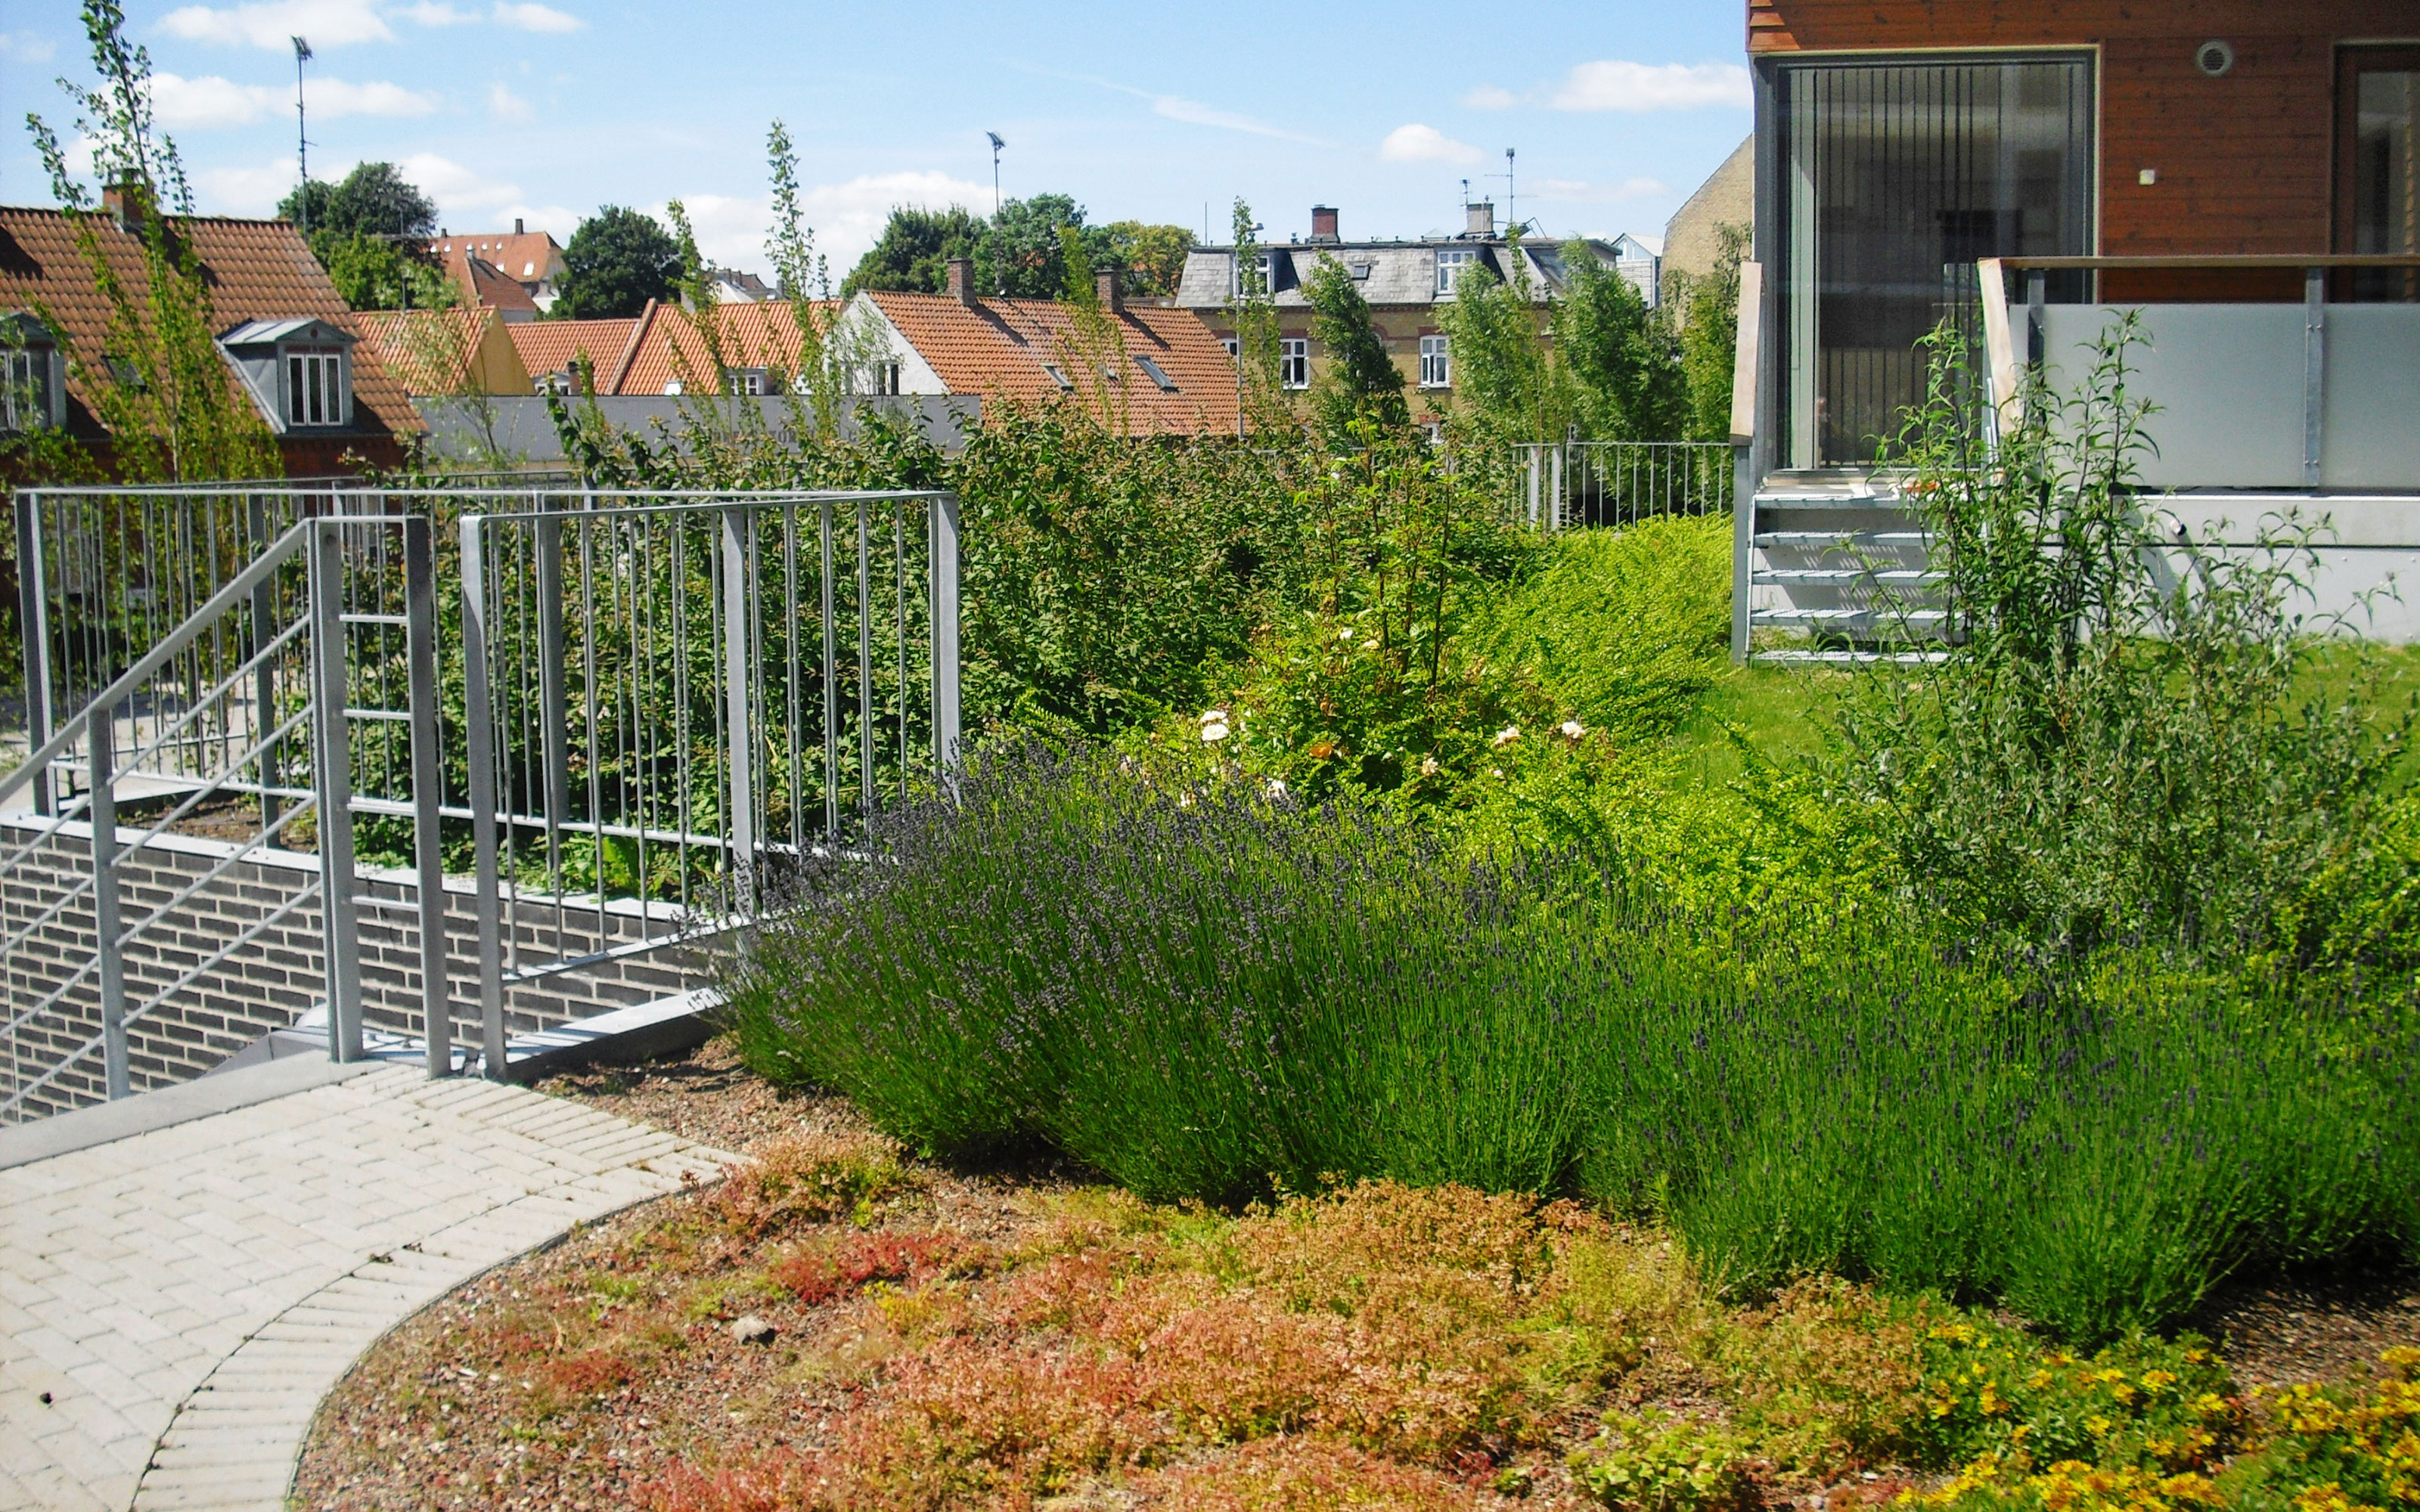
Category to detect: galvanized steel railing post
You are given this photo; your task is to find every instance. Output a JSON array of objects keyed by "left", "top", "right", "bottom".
[
  {"left": 247, "top": 491, "right": 281, "bottom": 834},
  {"left": 931, "top": 492, "right": 962, "bottom": 786},
  {"left": 16, "top": 492, "right": 54, "bottom": 816},
  {"left": 534, "top": 497, "right": 570, "bottom": 886},
  {"left": 459, "top": 514, "right": 507, "bottom": 1079},
  {"left": 720, "top": 505, "right": 757, "bottom": 915},
  {"left": 309, "top": 521, "right": 365, "bottom": 1061},
  {"left": 402, "top": 517, "right": 450, "bottom": 1077},
  {"left": 88, "top": 697, "right": 129, "bottom": 1098}
]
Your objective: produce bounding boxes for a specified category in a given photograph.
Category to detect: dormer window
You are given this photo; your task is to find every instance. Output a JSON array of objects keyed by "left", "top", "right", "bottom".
[
  {"left": 723, "top": 367, "right": 768, "bottom": 396},
  {"left": 1435, "top": 249, "right": 1478, "bottom": 296},
  {"left": 0, "top": 313, "right": 64, "bottom": 432},
  {"left": 287, "top": 348, "right": 343, "bottom": 426},
  {"left": 217, "top": 318, "right": 355, "bottom": 432}
]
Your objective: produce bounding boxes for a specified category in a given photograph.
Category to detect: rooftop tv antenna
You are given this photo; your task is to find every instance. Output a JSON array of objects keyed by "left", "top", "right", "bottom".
[
  {"left": 986, "top": 132, "right": 1005, "bottom": 216},
  {"left": 292, "top": 36, "right": 312, "bottom": 231}
]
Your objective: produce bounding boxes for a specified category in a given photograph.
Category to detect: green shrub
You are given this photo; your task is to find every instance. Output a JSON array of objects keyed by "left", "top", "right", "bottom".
[
  {"left": 727, "top": 742, "right": 2420, "bottom": 1339},
  {"left": 1571, "top": 1408, "right": 1755, "bottom": 1512}
]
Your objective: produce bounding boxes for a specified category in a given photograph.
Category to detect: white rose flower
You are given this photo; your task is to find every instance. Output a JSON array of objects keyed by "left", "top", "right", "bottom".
[
  {"left": 1561, "top": 720, "right": 1586, "bottom": 740},
  {"left": 1201, "top": 721, "right": 1230, "bottom": 743},
  {"left": 1491, "top": 725, "right": 1521, "bottom": 748}
]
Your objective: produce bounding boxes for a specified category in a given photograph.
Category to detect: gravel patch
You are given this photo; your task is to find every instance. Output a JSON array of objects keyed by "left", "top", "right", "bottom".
[{"left": 2192, "top": 1265, "right": 2420, "bottom": 1387}]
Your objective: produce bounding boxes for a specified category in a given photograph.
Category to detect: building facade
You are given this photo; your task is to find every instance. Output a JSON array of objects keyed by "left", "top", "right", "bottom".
[{"left": 1171, "top": 203, "right": 1642, "bottom": 423}]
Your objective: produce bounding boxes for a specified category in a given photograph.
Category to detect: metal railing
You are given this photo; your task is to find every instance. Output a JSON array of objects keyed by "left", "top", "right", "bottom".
[
  {"left": 1519, "top": 441, "right": 1736, "bottom": 531},
  {"left": 2, "top": 513, "right": 439, "bottom": 1117},
  {"left": 5, "top": 484, "right": 960, "bottom": 1118}
]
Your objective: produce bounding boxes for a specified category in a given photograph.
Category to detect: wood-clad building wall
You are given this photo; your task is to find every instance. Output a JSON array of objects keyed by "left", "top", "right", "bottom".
[{"left": 1747, "top": 0, "right": 2420, "bottom": 290}]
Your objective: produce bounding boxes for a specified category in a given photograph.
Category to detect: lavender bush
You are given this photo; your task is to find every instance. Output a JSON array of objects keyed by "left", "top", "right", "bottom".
[{"left": 724, "top": 741, "right": 2420, "bottom": 1340}]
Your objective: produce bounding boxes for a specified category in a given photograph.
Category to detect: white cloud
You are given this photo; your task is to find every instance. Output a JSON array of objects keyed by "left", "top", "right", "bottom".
[
  {"left": 1461, "top": 85, "right": 1520, "bottom": 110},
  {"left": 399, "top": 2, "right": 479, "bottom": 21},
  {"left": 149, "top": 70, "right": 436, "bottom": 126},
  {"left": 491, "top": 2, "right": 582, "bottom": 32},
  {"left": 1545, "top": 60, "right": 1750, "bottom": 112},
  {"left": 1378, "top": 123, "right": 1482, "bottom": 166},
  {"left": 400, "top": 151, "right": 523, "bottom": 212},
  {"left": 194, "top": 155, "right": 300, "bottom": 214},
  {"left": 656, "top": 170, "right": 990, "bottom": 281},
  {"left": 486, "top": 80, "right": 534, "bottom": 120},
  {"left": 0, "top": 31, "right": 59, "bottom": 61},
  {"left": 159, "top": 0, "right": 395, "bottom": 50}
]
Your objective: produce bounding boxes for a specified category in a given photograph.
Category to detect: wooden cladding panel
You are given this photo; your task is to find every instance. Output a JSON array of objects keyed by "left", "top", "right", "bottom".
[{"left": 1748, "top": 2, "right": 2420, "bottom": 51}]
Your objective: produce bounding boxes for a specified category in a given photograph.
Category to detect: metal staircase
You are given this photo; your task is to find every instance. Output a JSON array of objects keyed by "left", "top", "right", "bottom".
[{"left": 1735, "top": 471, "right": 1948, "bottom": 665}]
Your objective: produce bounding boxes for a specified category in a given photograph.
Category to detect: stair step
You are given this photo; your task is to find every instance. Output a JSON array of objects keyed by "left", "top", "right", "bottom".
[
  {"left": 1754, "top": 531, "right": 1932, "bottom": 546},
  {"left": 1751, "top": 494, "right": 1909, "bottom": 510},
  {"left": 1752, "top": 649, "right": 1950, "bottom": 665},
  {"left": 1754, "top": 568, "right": 1941, "bottom": 584},
  {"left": 1754, "top": 607, "right": 1950, "bottom": 624}
]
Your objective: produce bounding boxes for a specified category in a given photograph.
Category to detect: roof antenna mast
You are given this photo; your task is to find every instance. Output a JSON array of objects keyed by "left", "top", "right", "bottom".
[
  {"left": 986, "top": 132, "right": 1005, "bottom": 218},
  {"left": 1504, "top": 147, "right": 1515, "bottom": 236},
  {"left": 292, "top": 36, "right": 312, "bottom": 233}
]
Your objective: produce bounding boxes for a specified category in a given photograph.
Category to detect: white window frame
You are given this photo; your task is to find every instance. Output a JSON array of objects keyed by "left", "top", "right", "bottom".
[
  {"left": 1278, "top": 337, "right": 1309, "bottom": 390},
  {"left": 1418, "top": 334, "right": 1451, "bottom": 389},
  {"left": 284, "top": 346, "right": 346, "bottom": 428},
  {"left": 1234, "top": 252, "right": 1275, "bottom": 296},
  {"left": 1220, "top": 336, "right": 1239, "bottom": 360},
  {"left": 1, "top": 345, "right": 57, "bottom": 432},
  {"left": 1435, "top": 248, "right": 1478, "bottom": 296},
  {"left": 724, "top": 366, "right": 769, "bottom": 396}
]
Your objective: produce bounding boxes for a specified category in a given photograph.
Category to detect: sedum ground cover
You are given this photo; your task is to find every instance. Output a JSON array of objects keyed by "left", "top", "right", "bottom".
[{"left": 299, "top": 1112, "right": 2420, "bottom": 1512}]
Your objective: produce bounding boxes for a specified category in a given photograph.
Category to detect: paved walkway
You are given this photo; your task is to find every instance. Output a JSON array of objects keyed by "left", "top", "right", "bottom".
[{"left": 0, "top": 1060, "right": 731, "bottom": 1511}]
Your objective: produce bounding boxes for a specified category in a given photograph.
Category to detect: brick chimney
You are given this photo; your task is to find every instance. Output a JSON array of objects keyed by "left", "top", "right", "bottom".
[
  {"left": 946, "top": 256, "right": 977, "bottom": 306},
  {"left": 1095, "top": 266, "right": 1124, "bottom": 314},
  {"left": 102, "top": 174, "right": 152, "bottom": 234},
  {"left": 513, "top": 216, "right": 525, "bottom": 236},
  {"left": 1465, "top": 200, "right": 1495, "bottom": 237},
  {"left": 1310, "top": 205, "right": 1339, "bottom": 241}
]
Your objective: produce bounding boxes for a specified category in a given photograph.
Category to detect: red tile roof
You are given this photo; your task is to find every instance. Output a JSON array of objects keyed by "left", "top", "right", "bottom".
[
  {"left": 427, "top": 230, "right": 563, "bottom": 287},
  {"left": 0, "top": 204, "right": 417, "bottom": 453},
  {"left": 506, "top": 314, "right": 639, "bottom": 389},
  {"left": 610, "top": 299, "right": 841, "bottom": 395},
  {"left": 349, "top": 307, "right": 529, "bottom": 395},
  {"left": 440, "top": 248, "right": 539, "bottom": 318},
  {"left": 865, "top": 290, "right": 1239, "bottom": 435}
]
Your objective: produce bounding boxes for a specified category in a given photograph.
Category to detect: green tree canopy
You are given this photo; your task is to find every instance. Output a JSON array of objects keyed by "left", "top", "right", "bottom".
[
  {"left": 276, "top": 162, "right": 448, "bottom": 311},
  {"left": 1555, "top": 243, "right": 1687, "bottom": 442},
  {"left": 1672, "top": 223, "right": 1748, "bottom": 442},
  {"left": 839, "top": 206, "right": 987, "bottom": 296},
  {"left": 557, "top": 206, "right": 681, "bottom": 319},
  {"left": 1302, "top": 254, "right": 1408, "bottom": 445},
  {"left": 842, "top": 198, "right": 1197, "bottom": 302}
]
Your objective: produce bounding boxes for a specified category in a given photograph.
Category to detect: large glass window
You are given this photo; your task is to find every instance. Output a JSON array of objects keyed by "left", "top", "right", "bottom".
[
  {"left": 1778, "top": 57, "right": 2095, "bottom": 466},
  {"left": 2345, "top": 53, "right": 2419, "bottom": 301}
]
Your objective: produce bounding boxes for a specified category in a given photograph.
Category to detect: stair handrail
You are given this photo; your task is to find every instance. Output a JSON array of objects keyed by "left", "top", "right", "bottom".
[{"left": 0, "top": 517, "right": 319, "bottom": 816}]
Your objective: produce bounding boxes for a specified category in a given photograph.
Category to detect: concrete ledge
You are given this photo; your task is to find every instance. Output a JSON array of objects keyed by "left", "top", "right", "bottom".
[
  {"left": 0, "top": 1055, "right": 380, "bottom": 1170},
  {"left": 501, "top": 987, "right": 722, "bottom": 1083}
]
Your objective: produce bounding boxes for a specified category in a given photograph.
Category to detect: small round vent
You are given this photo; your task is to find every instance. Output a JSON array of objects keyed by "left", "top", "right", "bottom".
[{"left": 2195, "top": 39, "right": 2235, "bottom": 78}]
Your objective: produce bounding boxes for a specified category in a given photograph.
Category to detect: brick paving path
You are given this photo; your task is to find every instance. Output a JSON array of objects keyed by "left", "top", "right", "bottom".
[{"left": 0, "top": 1064, "right": 730, "bottom": 1510}]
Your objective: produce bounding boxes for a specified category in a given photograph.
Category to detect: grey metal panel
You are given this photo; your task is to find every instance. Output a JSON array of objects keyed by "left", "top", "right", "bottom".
[
  {"left": 2039, "top": 305, "right": 2307, "bottom": 489},
  {"left": 2322, "top": 305, "right": 2420, "bottom": 491},
  {"left": 410, "top": 394, "right": 979, "bottom": 463}
]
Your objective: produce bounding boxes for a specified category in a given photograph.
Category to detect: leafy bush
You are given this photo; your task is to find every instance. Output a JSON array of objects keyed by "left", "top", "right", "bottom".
[
  {"left": 1835, "top": 324, "right": 2417, "bottom": 967},
  {"left": 1570, "top": 1409, "right": 1756, "bottom": 1512},
  {"left": 727, "top": 742, "right": 2420, "bottom": 1339}
]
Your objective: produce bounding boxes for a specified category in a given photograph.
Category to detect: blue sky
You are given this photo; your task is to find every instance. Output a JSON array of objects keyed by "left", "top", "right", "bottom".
[{"left": 2, "top": 2, "right": 1751, "bottom": 278}]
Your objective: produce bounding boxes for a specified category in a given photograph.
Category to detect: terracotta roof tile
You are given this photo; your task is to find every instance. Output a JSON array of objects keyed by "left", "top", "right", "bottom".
[
  {"left": 0, "top": 203, "right": 417, "bottom": 445},
  {"left": 611, "top": 299, "right": 842, "bottom": 395},
  {"left": 348, "top": 307, "right": 530, "bottom": 395},
  {"left": 427, "top": 230, "right": 563, "bottom": 287},
  {"left": 867, "top": 290, "right": 1238, "bottom": 436},
  {"left": 506, "top": 315, "right": 637, "bottom": 386},
  {"left": 441, "top": 248, "right": 539, "bottom": 318}
]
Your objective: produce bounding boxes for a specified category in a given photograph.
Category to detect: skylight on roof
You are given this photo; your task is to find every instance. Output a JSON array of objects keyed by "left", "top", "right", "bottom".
[
  {"left": 1134, "top": 355, "right": 1178, "bottom": 392},
  {"left": 1041, "top": 363, "right": 1072, "bottom": 389}
]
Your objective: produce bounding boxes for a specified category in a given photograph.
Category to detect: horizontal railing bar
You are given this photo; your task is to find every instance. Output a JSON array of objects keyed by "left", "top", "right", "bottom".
[
  {"left": 341, "top": 708, "right": 413, "bottom": 723},
  {"left": 107, "top": 709, "right": 317, "bottom": 884},
  {"left": 108, "top": 617, "right": 311, "bottom": 783},
  {"left": 338, "top": 613, "right": 410, "bottom": 627},
  {"left": 119, "top": 791, "right": 317, "bottom": 948},
  {"left": 0, "top": 519, "right": 396, "bottom": 813}
]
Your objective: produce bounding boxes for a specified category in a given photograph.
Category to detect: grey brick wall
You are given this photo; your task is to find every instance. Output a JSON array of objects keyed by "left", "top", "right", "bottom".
[{"left": 2, "top": 816, "right": 719, "bottom": 1121}]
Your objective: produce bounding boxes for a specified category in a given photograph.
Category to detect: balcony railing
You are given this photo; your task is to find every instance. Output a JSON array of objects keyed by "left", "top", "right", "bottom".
[{"left": 1979, "top": 256, "right": 2420, "bottom": 491}]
